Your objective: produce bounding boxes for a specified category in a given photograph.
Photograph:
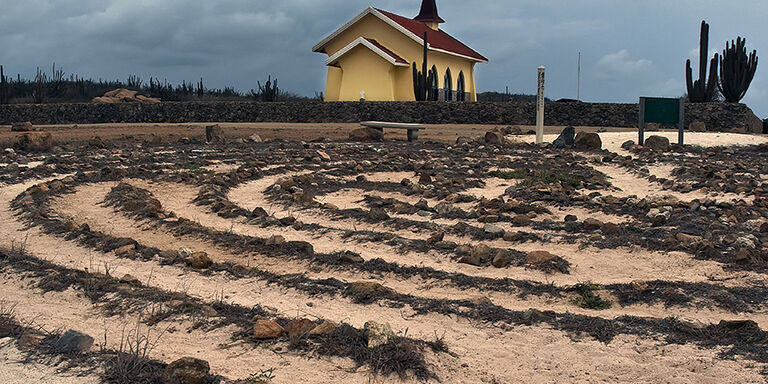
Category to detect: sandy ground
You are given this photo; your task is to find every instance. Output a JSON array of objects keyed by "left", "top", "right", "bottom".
[
  {"left": 0, "top": 340, "right": 101, "bottom": 384},
  {"left": 2, "top": 130, "right": 768, "bottom": 382}
]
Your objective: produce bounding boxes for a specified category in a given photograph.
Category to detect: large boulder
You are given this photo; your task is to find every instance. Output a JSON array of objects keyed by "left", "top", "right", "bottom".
[
  {"left": 644, "top": 135, "right": 670, "bottom": 152},
  {"left": 551, "top": 126, "right": 575, "bottom": 148},
  {"left": 16, "top": 132, "right": 53, "bottom": 151},
  {"left": 205, "top": 124, "right": 225, "bottom": 143},
  {"left": 574, "top": 132, "right": 602, "bottom": 151},
  {"left": 162, "top": 357, "right": 211, "bottom": 384},
  {"left": 349, "top": 127, "right": 383, "bottom": 141}
]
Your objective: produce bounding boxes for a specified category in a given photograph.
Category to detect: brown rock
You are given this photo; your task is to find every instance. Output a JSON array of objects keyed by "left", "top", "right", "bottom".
[
  {"left": 492, "top": 250, "right": 515, "bottom": 268},
  {"left": 484, "top": 131, "right": 506, "bottom": 146},
  {"left": 525, "top": 251, "right": 557, "bottom": 265},
  {"left": 347, "top": 281, "right": 391, "bottom": 296},
  {"left": 427, "top": 232, "right": 445, "bottom": 244},
  {"left": 582, "top": 218, "right": 604, "bottom": 231},
  {"left": 162, "top": 357, "right": 210, "bottom": 384},
  {"left": 471, "top": 244, "right": 494, "bottom": 263},
  {"left": 119, "top": 274, "right": 142, "bottom": 287},
  {"left": 644, "top": 135, "right": 670, "bottom": 152},
  {"left": 602, "top": 222, "right": 619, "bottom": 234},
  {"left": 187, "top": 252, "right": 212, "bottom": 269},
  {"left": 349, "top": 127, "right": 383, "bottom": 141},
  {"left": 308, "top": 320, "right": 337, "bottom": 336},
  {"left": 115, "top": 244, "right": 136, "bottom": 257},
  {"left": 574, "top": 132, "right": 602, "bottom": 151},
  {"left": 456, "top": 244, "right": 472, "bottom": 255},
  {"left": 253, "top": 319, "right": 284, "bottom": 339},
  {"left": 512, "top": 214, "right": 532, "bottom": 225},
  {"left": 472, "top": 296, "right": 494, "bottom": 306},
  {"left": 339, "top": 251, "right": 364, "bottom": 263},
  {"left": 286, "top": 318, "right": 316, "bottom": 339},
  {"left": 275, "top": 176, "right": 296, "bottom": 190}
]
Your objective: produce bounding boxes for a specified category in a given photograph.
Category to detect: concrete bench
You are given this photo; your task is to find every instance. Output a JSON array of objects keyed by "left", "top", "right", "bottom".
[{"left": 360, "top": 121, "right": 425, "bottom": 141}]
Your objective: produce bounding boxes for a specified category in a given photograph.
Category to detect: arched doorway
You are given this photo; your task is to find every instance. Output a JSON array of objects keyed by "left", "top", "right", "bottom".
[
  {"left": 457, "top": 71, "right": 466, "bottom": 101},
  {"left": 443, "top": 68, "right": 452, "bottom": 101}
]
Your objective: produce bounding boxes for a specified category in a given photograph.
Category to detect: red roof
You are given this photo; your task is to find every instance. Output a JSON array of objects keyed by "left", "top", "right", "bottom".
[
  {"left": 364, "top": 38, "right": 408, "bottom": 65},
  {"left": 376, "top": 9, "right": 487, "bottom": 62}
]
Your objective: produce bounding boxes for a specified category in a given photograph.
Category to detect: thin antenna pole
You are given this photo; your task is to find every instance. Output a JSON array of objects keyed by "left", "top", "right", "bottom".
[{"left": 577, "top": 52, "right": 581, "bottom": 101}]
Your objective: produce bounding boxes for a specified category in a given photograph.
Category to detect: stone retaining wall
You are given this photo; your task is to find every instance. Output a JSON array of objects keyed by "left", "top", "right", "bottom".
[{"left": 0, "top": 101, "right": 761, "bottom": 133}]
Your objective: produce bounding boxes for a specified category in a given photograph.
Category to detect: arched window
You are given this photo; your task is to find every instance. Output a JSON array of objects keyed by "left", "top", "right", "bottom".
[
  {"left": 457, "top": 71, "right": 466, "bottom": 102},
  {"left": 443, "top": 68, "right": 452, "bottom": 101}
]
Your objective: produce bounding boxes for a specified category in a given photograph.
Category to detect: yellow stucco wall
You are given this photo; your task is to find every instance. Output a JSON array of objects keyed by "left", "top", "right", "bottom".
[
  {"left": 336, "top": 45, "right": 395, "bottom": 101},
  {"left": 320, "top": 13, "right": 480, "bottom": 102},
  {"left": 325, "top": 67, "right": 343, "bottom": 101}
]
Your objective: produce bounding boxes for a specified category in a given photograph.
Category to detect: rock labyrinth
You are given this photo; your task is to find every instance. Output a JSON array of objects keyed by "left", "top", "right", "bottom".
[{"left": 2, "top": 134, "right": 768, "bottom": 383}]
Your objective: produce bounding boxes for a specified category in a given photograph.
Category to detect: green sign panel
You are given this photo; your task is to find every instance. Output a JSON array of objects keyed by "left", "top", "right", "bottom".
[
  {"left": 644, "top": 97, "right": 682, "bottom": 124},
  {"left": 638, "top": 96, "right": 685, "bottom": 146}
]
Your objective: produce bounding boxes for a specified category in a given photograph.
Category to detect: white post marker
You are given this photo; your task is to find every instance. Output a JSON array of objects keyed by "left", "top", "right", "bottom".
[{"left": 536, "top": 66, "right": 546, "bottom": 144}]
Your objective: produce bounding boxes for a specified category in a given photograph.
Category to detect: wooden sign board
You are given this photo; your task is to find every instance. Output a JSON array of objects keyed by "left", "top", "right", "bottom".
[{"left": 639, "top": 97, "right": 685, "bottom": 146}]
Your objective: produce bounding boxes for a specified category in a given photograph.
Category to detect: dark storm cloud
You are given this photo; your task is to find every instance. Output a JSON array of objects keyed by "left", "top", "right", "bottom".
[{"left": 1, "top": 0, "right": 766, "bottom": 116}]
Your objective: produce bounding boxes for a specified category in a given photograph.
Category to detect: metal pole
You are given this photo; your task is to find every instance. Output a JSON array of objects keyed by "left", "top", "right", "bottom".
[
  {"left": 536, "top": 66, "right": 545, "bottom": 144},
  {"left": 577, "top": 52, "right": 581, "bottom": 101},
  {"left": 678, "top": 97, "right": 685, "bottom": 146},
  {"left": 638, "top": 98, "right": 646, "bottom": 146}
]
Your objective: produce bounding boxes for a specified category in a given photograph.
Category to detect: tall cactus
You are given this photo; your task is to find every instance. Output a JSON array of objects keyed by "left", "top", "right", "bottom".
[
  {"left": 413, "top": 32, "right": 430, "bottom": 101},
  {"left": 255, "top": 76, "right": 279, "bottom": 102},
  {"left": 719, "top": 37, "right": 758, "bottom": 103},
  {"left": 686, "top": 21, "right": 719, "bottom": 103},
  {"left": 0, "top": 65, "right": 7, "bottom": 104},
  {"left": 429, "top": 65, "right": 438, "bottom": 101}
]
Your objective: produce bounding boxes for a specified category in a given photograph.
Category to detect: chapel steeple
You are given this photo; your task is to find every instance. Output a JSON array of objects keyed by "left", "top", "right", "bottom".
[{"left": 414, "top": 0, "right": 445, "bottom": 30}]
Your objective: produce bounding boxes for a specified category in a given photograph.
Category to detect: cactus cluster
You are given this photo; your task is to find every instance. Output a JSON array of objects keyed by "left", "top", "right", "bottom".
[
  {"left": 253, "top": 76, "right": 279, "bottom": 102},
  {"left": 412, "top": 32, "right": 438, "bottom": 101},
  {"left": 685, "top": 21, "right": 719, "bottom": 103},
  {"left": 719, "top": 37, "right": 758, "bottom": 103},
  {"left": 0, "top": 65, "right": 8, "bottom": 104}
]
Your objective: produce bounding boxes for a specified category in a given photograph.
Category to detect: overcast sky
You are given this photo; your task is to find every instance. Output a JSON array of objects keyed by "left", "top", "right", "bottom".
[{"left": 1, "top": 0, "right": 765, "bottom": 117}]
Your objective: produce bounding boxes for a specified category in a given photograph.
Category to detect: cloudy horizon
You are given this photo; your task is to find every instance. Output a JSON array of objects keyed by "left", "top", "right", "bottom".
[{"left": 1, "top": 0, "right": 765, "bottom": 117}]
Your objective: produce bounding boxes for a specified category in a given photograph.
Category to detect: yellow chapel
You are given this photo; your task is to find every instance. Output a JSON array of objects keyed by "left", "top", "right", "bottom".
[{"left": 312, "top": 0, "right": 487, "bottom": 102}]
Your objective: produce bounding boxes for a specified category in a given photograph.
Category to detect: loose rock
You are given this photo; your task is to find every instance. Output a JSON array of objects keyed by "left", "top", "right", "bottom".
[
  {"left": 253, "top": 319, "right": 284, "bottom": 339},
  {"left": 574, "top": 132, "right": 601, "bottom": 151},
  {"left": 55, "top": 329, "right": 94, "bottom": 354},
  {"left": 162, "top": 357, "right": 211, "bottom": 384}
]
